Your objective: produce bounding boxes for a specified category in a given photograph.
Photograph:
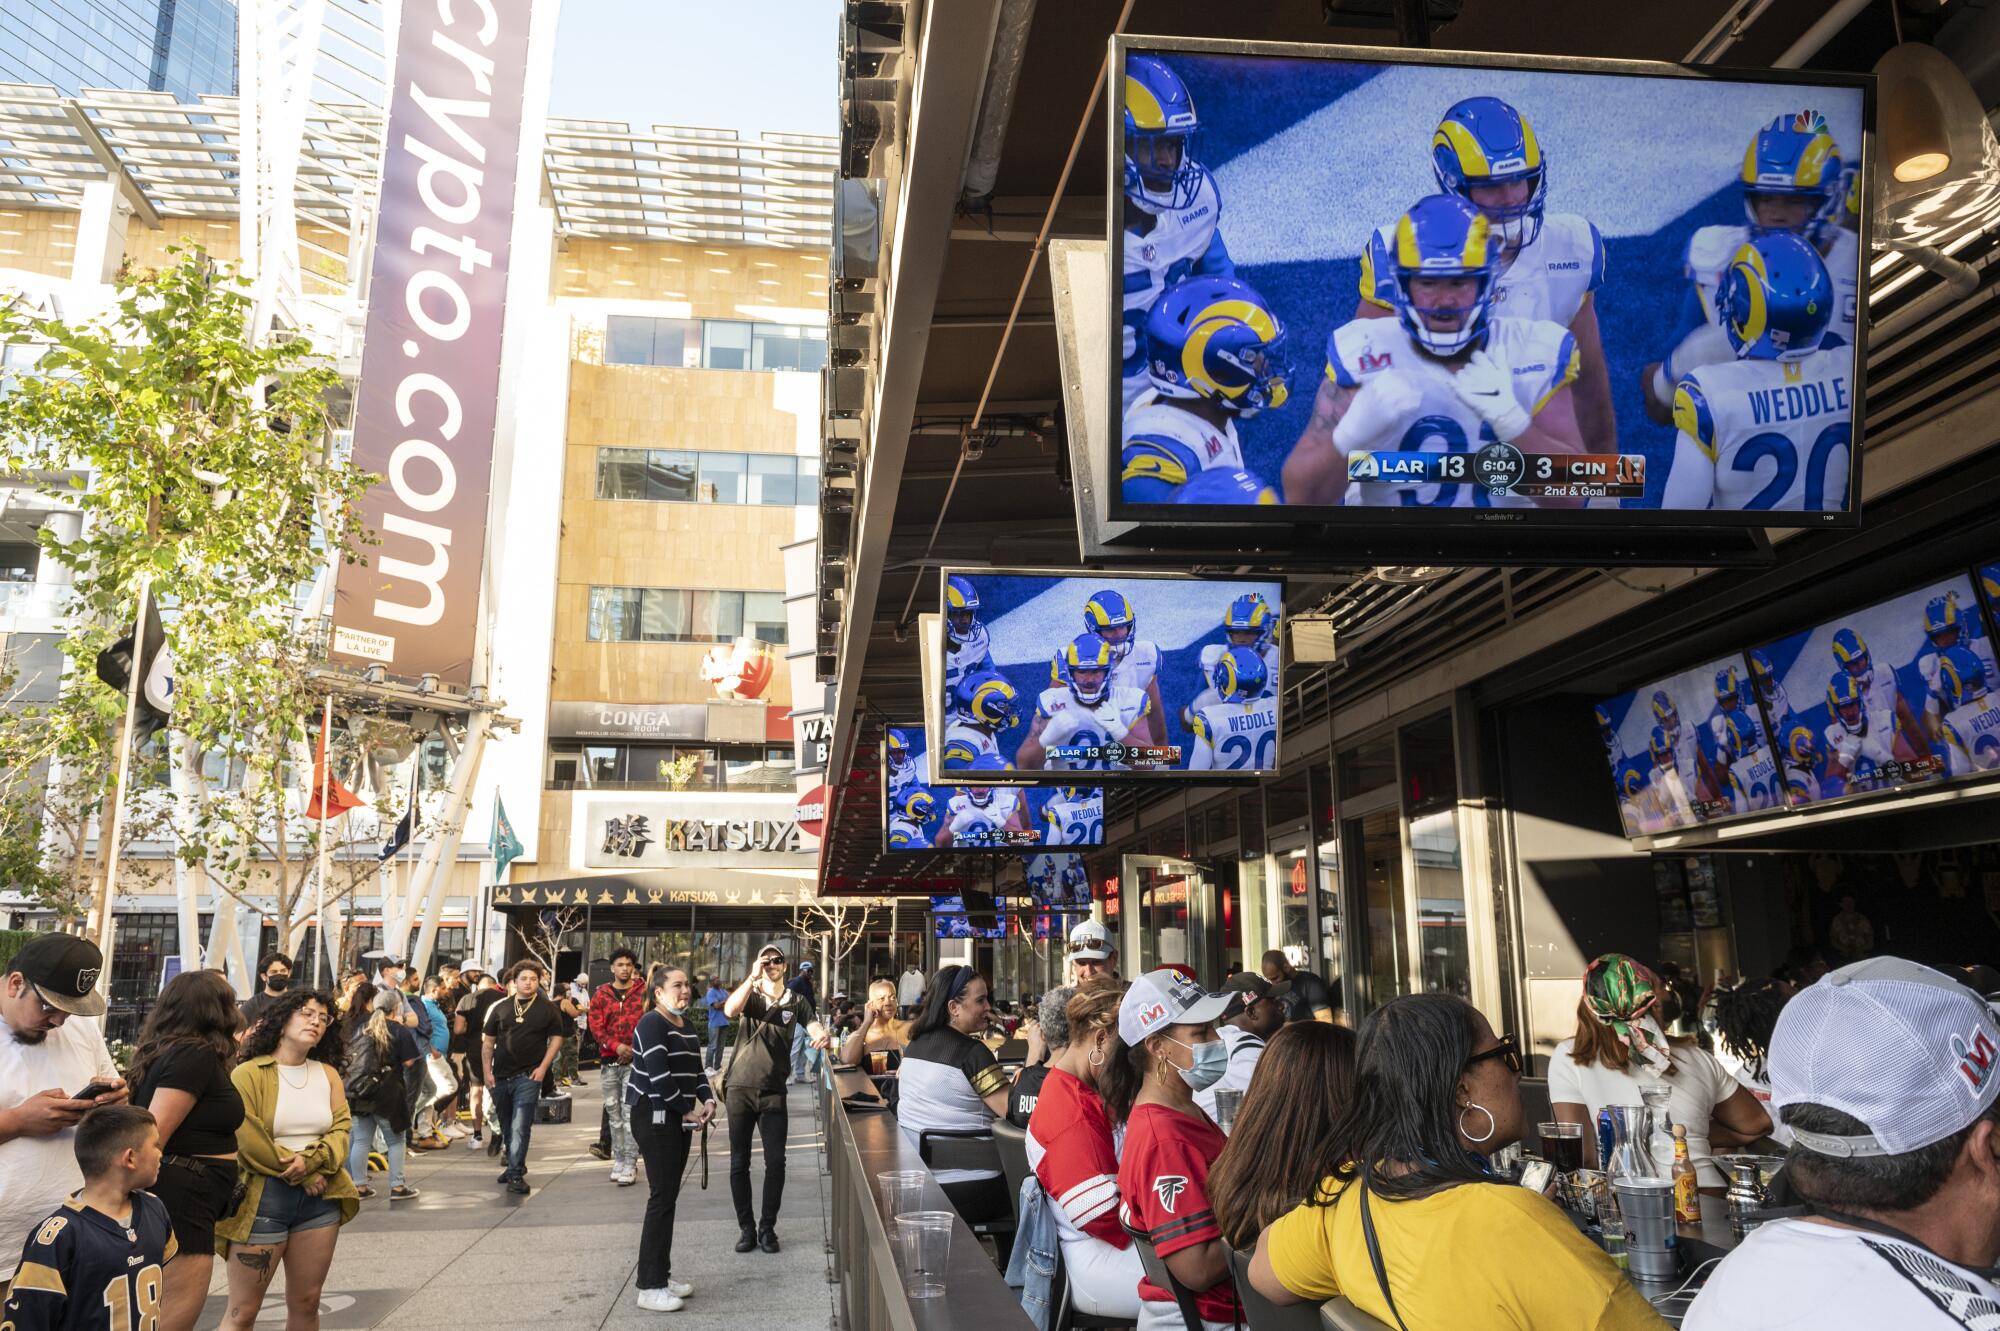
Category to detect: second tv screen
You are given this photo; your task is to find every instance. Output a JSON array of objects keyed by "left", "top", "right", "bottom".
[{"left": 939, "top": 570, "right": 1284, "bottom": 779}]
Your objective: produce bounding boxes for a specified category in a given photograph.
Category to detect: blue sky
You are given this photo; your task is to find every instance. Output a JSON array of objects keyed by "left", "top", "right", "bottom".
[{"left": 549, "top": 0, "right": 837, "bottom": 139}]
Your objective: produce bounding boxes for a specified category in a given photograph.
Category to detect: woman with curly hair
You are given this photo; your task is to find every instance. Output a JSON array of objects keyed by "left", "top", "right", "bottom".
[
  {"left": 214, "top": 989, "right": 360, "bottom": 1331},
  {"left": 129, "top": 969, "right": 246, "bottom": 1331}
]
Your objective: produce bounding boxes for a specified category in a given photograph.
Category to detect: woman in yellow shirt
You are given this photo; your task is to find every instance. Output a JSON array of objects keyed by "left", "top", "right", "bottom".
[{"left": 1247, "top": 993, "right": 1668, "bottom": 1331}]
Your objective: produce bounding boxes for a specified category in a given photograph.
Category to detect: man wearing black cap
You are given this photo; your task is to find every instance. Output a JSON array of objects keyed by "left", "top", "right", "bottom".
[
  {"left": 722, "top": 942, "right": 826, "bottom": 1254},
  {"left": 1195, "top": 972, "right": 1291, "bottom": 1120},
  {"left": 0, "top": 935, "right": 127, "bottom": 1295}
]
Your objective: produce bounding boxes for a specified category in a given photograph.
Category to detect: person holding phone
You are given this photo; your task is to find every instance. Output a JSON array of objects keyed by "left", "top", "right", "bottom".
[{"left": 0, "top": 935, "right": 127, "bottom": 1299}]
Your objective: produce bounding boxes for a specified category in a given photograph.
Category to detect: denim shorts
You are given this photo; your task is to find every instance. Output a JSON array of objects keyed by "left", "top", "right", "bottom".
[{"left": 244, "top": 1177, "right": 342, "bottom": 1244}]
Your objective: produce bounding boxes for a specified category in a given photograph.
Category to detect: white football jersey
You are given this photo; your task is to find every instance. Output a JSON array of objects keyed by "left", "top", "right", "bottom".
[
  {"left": 1673, "top": 345, "right": 1853, "bottom": 512},
  {"left": 1685, "top": 224, "right": 1860, "bottom": 351},
  {"left": 1851, "top": 662, "right": 1901, "bottom": 714},
  {"left": 1325, "top": 315, "right": 1580, "bottom": 508},
  {"left": 1725, "top": 747, "right": 1782, "bottom": 814},
  {"left": 1186, "top": 641, "right": 1280, "bottom": 725},
  {"left": 942, "top": 790, "right": 1025, "bottom": 845},
  {"left": 1188, "top": 696, "right": 1278, "bottom": 772},
  {"left": 1942, "top": 696, "right": 2000, "bottom": 776},
  {"left": 1361, "top": 211, "right": 1605, "bottom": 328},
  {"left": 887, "top": 814, "right": 931, "bottom": 850},
  {"left": 1706, "top": 702, "right": 1764, "bottom": 753},
  {"left": 1666, "top": 725, "right": 1702, "bottom": 796},
  {"left": 1123, "top": 168, "right": 1226, "bottom": 407},
  {"left": 1034, "top": 685, "right": 1152, "bottom": 770},
  {"left": 1917, "top": 638, "right": 1999, "bottom": 719},
  {"left": 1643, "top": 766, "right": 1698, "bottom": 832},
  {"left": 939, "top": 721, "right": 1000, "bottom": 769},
  {"left": 1823, "top": 709, "right": 1900, "bottom": 793},
  {"left": 1039, "top": 792, "right": 1104, "bottom": 846},
  {"left": 886, "top": 752, "right": 920, "bottom": 798},
  {"left": 1109, "top": 639, "right": 1162, "bottom": 697},
  {"left": 1121, "top": 392, "right": 1243, "bottom": 497},
  {"left": 944, "top": 624, "right": 994, "bottom": 712}
]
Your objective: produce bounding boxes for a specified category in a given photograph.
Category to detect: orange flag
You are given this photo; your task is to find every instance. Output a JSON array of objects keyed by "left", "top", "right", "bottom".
[{"left": 303, "top": 725, "right": 365, "bottom": 820}]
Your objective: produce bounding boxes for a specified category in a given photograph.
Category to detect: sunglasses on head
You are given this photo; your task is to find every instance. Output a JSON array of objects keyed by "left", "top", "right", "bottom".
[{"left": 1465, "top": 1034, "right": 1522, "bottom": 1077}]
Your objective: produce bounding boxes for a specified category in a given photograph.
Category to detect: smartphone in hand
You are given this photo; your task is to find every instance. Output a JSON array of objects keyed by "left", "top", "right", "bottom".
[{"left": 73, "top": 1082, "right": 119, "bottom": 1103}]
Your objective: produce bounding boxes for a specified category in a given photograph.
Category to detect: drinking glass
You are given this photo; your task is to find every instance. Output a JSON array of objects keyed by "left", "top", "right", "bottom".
[
  {"left": 878, "top": 1169, "right": 927, "bottom": 1220},
  {"left": 896, "top": 1210, "right": 954, "bottom": 1298},
  {"left": 1538, "top": 1121, "right": 1584, "bottom": 1175},
  {"left": 1211, "top": 1088, "right": 1243, "bottom": 1133}
]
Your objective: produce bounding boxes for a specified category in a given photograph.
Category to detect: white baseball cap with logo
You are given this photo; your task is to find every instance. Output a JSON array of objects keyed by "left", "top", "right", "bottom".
[
  {"left": 1770, "top": 956, "right": 2000, "bottom": 1159},
  {"left": 1118, "top": 968, "right": 1239, "bottom": 1046},
  {"left": 1068, "top": 918, "right": 1114, "bottom": 962}
]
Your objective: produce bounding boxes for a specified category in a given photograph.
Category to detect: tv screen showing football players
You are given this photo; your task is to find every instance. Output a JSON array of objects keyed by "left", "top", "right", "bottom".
[
  {"left": 936, "top": 569, "right": 1285, "bottom": 781},
  {"left": 883, "top": 724, "right": 1108, "bottom": 850},
  {"left": 1024, "top": 853, "right": 1093, "bottom": 907},
  {"left": 1597, "top": 654, "right": 1783, "bottom": 836},
  {"left": 934, "top": 916, "right": 1008, "bottom": 941},
  {"left": 1749, "top": 574, "right": 1997, "bottom": 806},
  {"left": 1111, "top": 43, "right": 1866, "bottom": 523}
]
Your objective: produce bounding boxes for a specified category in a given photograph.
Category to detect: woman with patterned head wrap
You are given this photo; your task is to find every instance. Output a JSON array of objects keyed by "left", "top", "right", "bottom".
[{"left": 1546, "top": 953, "right": 1772, "bottom": 1185}]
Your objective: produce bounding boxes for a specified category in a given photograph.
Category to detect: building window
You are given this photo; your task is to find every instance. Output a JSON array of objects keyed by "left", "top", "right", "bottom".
[
  {"left": 595, "top": 448, "right": 817, "bottom": 506},
  {"left": 587, "top": 586, "right": 786, "bottom": 645},
  {"left": 602, "top": 315, "right": 826, "bottom": 372}
]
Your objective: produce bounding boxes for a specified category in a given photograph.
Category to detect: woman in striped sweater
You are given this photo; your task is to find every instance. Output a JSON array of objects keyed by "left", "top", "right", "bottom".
[{"left": 626, "top": 965, "right": 717, "bottom": 1313}]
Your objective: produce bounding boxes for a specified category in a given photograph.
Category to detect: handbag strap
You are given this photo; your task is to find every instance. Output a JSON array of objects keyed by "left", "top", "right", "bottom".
[{"left": 1357, "top": 1183, "right": 1415, "bottom": 1331}]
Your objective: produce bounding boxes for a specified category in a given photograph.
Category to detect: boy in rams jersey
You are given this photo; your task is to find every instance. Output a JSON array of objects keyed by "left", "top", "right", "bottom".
[
  {"left": 1184, "top": 594, "right": 1280, "bottom": 729},
  {"left": 1644, "top": 111, "right": 1860, "bottom": 421},
  {"left": 1122, "top": 54, "right": 1234, "bottom": 409},
  {"left": 942, "top": 671, "right": 1019, "bottom": 769},
  {"left": 1120, "top": 273, "right": 1289, "bottom": 505},
  {"left": 1660, "top": 230, "right": 1852, "bottom": 512},
  {"left": 1016, "top": 633, "right": 1155, "bottom": 772},
  {"left": 1353, "top": 96, "right": 1615, "bottom": 447},
  {"left": 1936, "top": 646, "right": 2000, "bottom": 776},
  {"left": 4, "top": 1105, "right": 176, "bottom": 1331},
  {"left": 944, "top": 576, "right": 994, "bottom": 716},
  {"left": 1038, "top": 786, "right": 1104, "bottom": 847},
  {"left": 934, "top": 757, "right": 1029, "bottom": 849},
  {"left": 1281, "top": 194, "right": 1586, "bottom": 507},
  {"left": 1188, "top": 647, "right": 1278, "bottom": 772}
]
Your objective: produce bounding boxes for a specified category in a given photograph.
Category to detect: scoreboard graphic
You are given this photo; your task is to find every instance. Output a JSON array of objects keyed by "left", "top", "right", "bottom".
[{"left": 1348, "top": 449, "right": 1646, "bottom": 501}]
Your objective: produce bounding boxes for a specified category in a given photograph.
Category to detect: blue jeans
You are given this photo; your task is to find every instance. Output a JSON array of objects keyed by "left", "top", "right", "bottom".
[
  {"left": 707, "top": 1025, "right": 726, "bottom": 1070},
  {"left": 489, "top": 1073, "right": 540, "bottom": 1181},
  {"left": 347, "top": 1113, "right": 405, "bottom": 1188},
  {"left": 790, "top": 1021, "right": 819, "bottom": 1081}
]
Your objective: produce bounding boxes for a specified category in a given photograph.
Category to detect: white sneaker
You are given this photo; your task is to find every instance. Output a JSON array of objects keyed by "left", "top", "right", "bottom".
[
  {"left": 635, "top": 1289, "right": 684, "bottom": 1312},
  {"left": 664, "top": 1278, "right": 692, "bottom": 1298}
]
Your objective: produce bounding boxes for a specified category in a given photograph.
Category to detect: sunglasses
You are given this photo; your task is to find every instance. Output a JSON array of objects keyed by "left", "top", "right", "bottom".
[{"left": 1465, "top": 1034, "right": 1522, "bottom": 1077}]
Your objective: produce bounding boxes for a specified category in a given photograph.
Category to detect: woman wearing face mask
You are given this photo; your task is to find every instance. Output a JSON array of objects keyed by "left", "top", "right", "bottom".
[
  {"left": 1548, "top": 954, "right": 1770, "bottom": 1186},
  {"left": 625, "top": 965, "right": 717, "bottom": 1313},
  {"left": 896, "top": 965, "right": 1013, "bottom": 1225},
  {"left": 1115, "top": 969, "right": 1242, "bottom": 1331},
  {"left": 1024, "top": 979, "right": 1143, "bottom": 1322}
]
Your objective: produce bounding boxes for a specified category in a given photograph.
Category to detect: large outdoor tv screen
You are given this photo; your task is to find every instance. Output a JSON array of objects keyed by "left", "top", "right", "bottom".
[
  {"left": 1597, "top": 654, "right": 1783, "bottom": 837},
  {"left": 1110, "top": 40, "right": 1868, "bottom": 526},
  {"left": 937, "top": 570, "right": 1284, "bottom": 781},
  {"left": 883, "top": 725, "right": 1107, "bottom": 850}
]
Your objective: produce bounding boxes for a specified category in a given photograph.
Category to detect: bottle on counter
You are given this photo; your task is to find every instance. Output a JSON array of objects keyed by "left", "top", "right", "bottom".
[{"left": 1671, "top": 1123, "right": 1701, "bottom": 1224}]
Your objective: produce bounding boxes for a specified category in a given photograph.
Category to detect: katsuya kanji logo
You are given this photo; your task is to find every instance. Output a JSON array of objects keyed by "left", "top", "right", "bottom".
[
  {"left": 601, "top": 814, "right": 654, "bottom": 859},
  {"left": 1153, "top": 1175, "right": 1188, "bottom": 1214}
]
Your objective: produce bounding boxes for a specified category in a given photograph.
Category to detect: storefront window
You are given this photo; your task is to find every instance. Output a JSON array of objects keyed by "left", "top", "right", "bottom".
[
  {"left": 1270, "top": 831, "right": 1312, "bottom": 966},
  {"left": 1402, "top": 714, "right": 1470, "bottom": 999},
  {"left": 1351, "top": 805, "right": 1411, "bottom": 1003}
]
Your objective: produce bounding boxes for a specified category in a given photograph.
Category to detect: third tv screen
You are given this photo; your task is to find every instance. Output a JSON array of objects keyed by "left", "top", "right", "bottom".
[
  {"left": 939, "top": 569, "right": 1283, "bottom": 779},
  {"left": 1111, "top": 41, "right": 1866, "bottom": 524}
]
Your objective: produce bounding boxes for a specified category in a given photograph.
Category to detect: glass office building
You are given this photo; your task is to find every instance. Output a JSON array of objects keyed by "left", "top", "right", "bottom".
[{"left": 0, "top": 0, "right": 237, "bottom": 103}]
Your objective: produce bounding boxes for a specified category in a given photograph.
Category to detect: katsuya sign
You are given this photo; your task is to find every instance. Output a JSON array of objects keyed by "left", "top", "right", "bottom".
[{"left": 576, "top": 793, "right": 808, "bottom": 869}]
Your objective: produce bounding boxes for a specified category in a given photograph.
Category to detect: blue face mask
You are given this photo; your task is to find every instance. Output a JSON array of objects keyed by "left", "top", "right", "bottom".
[{"left": 1165, "top": 1035, "right": 1228, "bottom": 1091}]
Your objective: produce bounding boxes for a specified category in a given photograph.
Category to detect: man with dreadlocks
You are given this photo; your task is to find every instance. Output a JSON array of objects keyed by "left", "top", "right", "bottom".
[
  {"left": 1546, "top": 953, "right": 1772, "bottom": 1186},
  {"left": 1709, "top": 977, "right": 1795, "bottom": 1147}
]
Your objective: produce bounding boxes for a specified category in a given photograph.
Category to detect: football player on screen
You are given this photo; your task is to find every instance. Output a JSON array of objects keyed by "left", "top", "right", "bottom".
[
  {"left": 935, "top": 759, "right": 1030, "bottom": 849},
  {"left": 1281, "top": 195, "right": 1585, "bottom": 507},
  {"left": 1659, "top": 232, "right": 1852, "bottom": 513},
  {"left": 941, "top": 671, "right": 1020, "bottom": 769},
  {"left": 1039, "top": 786, "right": 1104, "bottom": 847},
  {"left": 887, "top": 787, "right": 936, "bottom": 850},
  {"left": 1121, "top": 274, "right": 1289, "bottom": 504},
  {"left": 1121, "top": 54, "right": 1235, "bottom": 410},
  {"left": 1643, "top": 725, "right": 1700, "bottom": 830},
  {"left": 1707, "top": 665, "right": 1765, "bottom": 754},
  {"left": 1187, "top": 646, "right": 1279, "bottom": 773},
  {"left": 1644, "top": 112, "right": 1859, "bottom": 422},
  {"left": 1718, "top": 711, "right": 1781, "bottom": 815},
  {"left": 1080, "top": 590, "right": 1166, "bottom": 745},
  {"left": 1016, "top": 633, "right": 1154, "bottom": 772},
  {"left": 1821, "top": 670, "right": 1924, "bottom": 796},
  {"left": 1776, "top": 722, "right": 1825, "bottom": 804},
  {"left": 1936, "top": 647, "right": 2000, "bottom": 776},
  {"left": 1351, "top": 96, "right": 1615, "bottom": 449},
  {"left": 1829, "top": 626, "right": 1929, "bottom": 756},
  {"left": 886, "top": 730, "right": 921, "bottom": 800},
  {"left": 1914, "top": 592, "right": 1999, "bottom": 734},
  {"left": 943, "top": 575, "right": 994, "bottom": 716},
  {"left": 1184, "top": 594, "right": 1282, "bottom": 729}
]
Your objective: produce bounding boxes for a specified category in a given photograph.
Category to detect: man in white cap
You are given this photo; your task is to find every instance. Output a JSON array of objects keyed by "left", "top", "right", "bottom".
[
  {"left": 1685, "top": 957, "right": 2000, "bottom": 1329},
  {"left": 1067, "top": 919, "right": 1118, "bottom": 985}
]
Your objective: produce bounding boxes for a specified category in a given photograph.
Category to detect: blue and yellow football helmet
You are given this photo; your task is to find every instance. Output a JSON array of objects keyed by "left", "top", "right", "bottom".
[
  {"left": 1172, "top": 468, "right": 1280, "bottom": 505},
  {"left": 1595, "top": 703, "right": 1616, "bottom": 743},
  {"left": 1143, "top": 274, "right": 1289, "bottom": 416},
  {"left": 1648, "top": 725, "right": 1676, "bottom": 768},
  {"left": 1124, "top": 54, "right": 1203, "bottom": 214},
  {"left": 1721, "top": 711, "right": 1759, "bottom": 762},
  {"left": 1827, "top": 671, "right": 1866, "bottom": 728},
  {"left": 955, "top": 670, "right": 1019, "bottom": 731},
  {"left": 945, "top": 575, "right": 981, "bottom": 638},
  {"left": 1431, "top": 96, "right": 1547, "bottom": 249},
  {"left": 1387, "top": 194, "right": 1497, "bottom": 357},
  {"left": 1741, "top": 111, "right": 1845, "bottom": 249},
  {"left": 1651, "top": 689, "right": 1680, "bottom": 732},
  {"left": 1059, "top": 632, "right": 1117, "bottom": 705},
  {"left": 1211, "top": 645, "right": 1269, "bottom": 702},
  {"left": 1082, "top": 591, "right": 1137, "bottom": 658},
  {"left": 965, "top": 753, "right": 1011, "bottom": 805},
  {"left": 1717, "top": 231, "right": 1833, "bottom": 362},
  {"left": 1620, "top": 764, "right": 1647, "bottom": 800},
  {"left": 1748, "top": 649, "right": 1779, "bottom": 702},
  {"left": 1059, "top": 785, "right": 1087, "bottom": 804},
  {"left": 899, "top": 787, "right": 936, "bottom": 823},
  {"left": 1714, "top": 666, "right": 1744, "bottom": 707},
  {"left": 1939, "top": 644, "right": 1989, "bottom": 709},
  {"left": 1924, "top": 593, "right": 1964, "bottom": 649},
  {"left": 887, "top": 730, "right": 910, "bottom": 763},
  {"left": 1784, "top": 722, "right": 1821, "bottom": 770},
  {"left": 1830, "top": 627, "right": 1871, "bottom": 677},
  {"left": 1224, "top": 593, "right": 1275, "bottom": 651}
]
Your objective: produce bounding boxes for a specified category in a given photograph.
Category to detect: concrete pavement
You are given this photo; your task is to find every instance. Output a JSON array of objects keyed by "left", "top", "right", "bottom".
[{"left": 193, "top": 1075, "right": 836, "bottom": 1331}]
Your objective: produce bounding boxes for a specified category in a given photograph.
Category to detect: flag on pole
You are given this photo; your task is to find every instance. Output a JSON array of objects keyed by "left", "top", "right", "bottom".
[
  {"left": 302, "top": 724, "right": 365, "bottom": 820},
  {"left": 378, "top": 799, "right": 416, "bottom": 861},
  {"left": 489, "top": 794, "right": 523, "bottom": 881}
]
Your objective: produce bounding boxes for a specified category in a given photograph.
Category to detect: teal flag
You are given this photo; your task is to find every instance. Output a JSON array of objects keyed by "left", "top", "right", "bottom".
[{"left": 489, "top": 794, "right": 524, "bottom": 882}]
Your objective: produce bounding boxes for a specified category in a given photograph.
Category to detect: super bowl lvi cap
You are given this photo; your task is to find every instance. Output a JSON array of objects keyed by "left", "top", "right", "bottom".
[
  {"left": 1118, "top": 968, "right": 1238, "bottom": 1046},
  {"left": 9, "top": 933, "right": 108, "bottom": 1018}
]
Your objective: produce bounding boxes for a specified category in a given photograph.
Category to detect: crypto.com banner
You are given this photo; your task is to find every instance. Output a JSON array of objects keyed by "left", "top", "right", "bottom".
[{"left": 331, "top": 0, "right": 537, "bottom": 684}]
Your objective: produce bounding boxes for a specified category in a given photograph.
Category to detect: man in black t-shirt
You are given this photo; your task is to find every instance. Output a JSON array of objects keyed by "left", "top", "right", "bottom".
[
  {"left": 723, "top": 943, "right": 825, "bottom": 1254},
  {"left": 238, "top": 952, "right": 293, "bottom": 1031},
  {"left": 457, "top": 973, "right": 502, "bottom": 1146},
  {"left": 1261, "top": 948, "right": 1343, "bottom": 1024},
  {"left": 481, "top": 961, "right": 565, "bottom": 1195}
]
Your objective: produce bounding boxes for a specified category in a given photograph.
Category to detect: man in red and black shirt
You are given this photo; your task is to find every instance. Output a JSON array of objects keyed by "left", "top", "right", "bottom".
[{"left": 588, "top": 948, "right": 649, "bottom": 1185}]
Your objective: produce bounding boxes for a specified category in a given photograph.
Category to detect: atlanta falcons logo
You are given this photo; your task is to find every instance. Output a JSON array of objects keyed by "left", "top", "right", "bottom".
[{"left": 1153, "top": 1174, "right": 1188, "bottom": 1214}]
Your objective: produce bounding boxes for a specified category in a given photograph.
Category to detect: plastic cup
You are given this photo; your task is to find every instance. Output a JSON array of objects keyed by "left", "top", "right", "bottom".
[
  {"left": 878, "top": 1169, "right": 927, "bottom": 1219},
  {"left": 896, "top": 1210, "right": 954, "bottom": 1298},
  {"left": 1212, "top": 1088, "right": 1243, "bottom": 1133},
  {"left": 1611, "top": 1176, "right": 1679, "bottom": 1280}
]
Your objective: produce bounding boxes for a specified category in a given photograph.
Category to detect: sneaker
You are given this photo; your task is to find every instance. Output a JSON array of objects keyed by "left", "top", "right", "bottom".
[
  {"left": 390, "top": 1185, "right": 420, "bottom": 1200},
  {"left": 587, "top": 1143, "right": 611, "bottom": 1161},
  {"left": 635, "top": 1289, "right": 684, "bottom": 1313},
  {"left": 487, "top": 1136, "right": 502, "bottom": 1157},
  {"left": 506, "top": 1178, "right": 530, "bottom": 1195},
  {"left": 616, "top": 1170, "right": 637, "bottom": 1187},
  {"left": 355, "top": 1186, "right": 376, "bottom": 1200},
  {"left": 497, "top": 1170, "right": 514, "bottom": 1184},
  {"left": 665, "top": 1278, "right": 693, "bottom": 1298}
]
